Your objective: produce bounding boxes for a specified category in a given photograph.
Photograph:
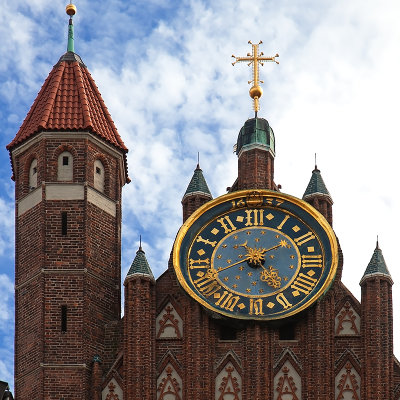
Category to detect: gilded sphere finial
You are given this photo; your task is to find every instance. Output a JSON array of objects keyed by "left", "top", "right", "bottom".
[
  {"left": 249, "top": 85, "right": 263, "bottom": 99},
  {"left": 66, "top": 3, "right": 77, "bottom": 16}
]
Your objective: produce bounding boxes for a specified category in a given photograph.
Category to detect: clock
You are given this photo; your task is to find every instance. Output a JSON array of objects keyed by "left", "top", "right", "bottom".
[{"left": 173, "top": 190, "right": 338, "bottom": 320}]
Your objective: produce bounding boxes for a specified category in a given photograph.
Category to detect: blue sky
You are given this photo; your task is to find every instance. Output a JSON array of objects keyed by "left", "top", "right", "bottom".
[{"left": 1, "top": 0, "right": 400, "bottom": 389}]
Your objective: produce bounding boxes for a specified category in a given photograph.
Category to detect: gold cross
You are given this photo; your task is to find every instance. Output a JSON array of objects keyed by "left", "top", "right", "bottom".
[{"left": 232, "top": 40, "right": 279, "bottom": 114}]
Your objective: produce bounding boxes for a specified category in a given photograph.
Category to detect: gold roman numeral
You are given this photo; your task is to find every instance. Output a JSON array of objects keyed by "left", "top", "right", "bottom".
[
  {"left": 196, "top": 235, "right": 217, "bottom": 247},
  {"left": 291, "top": 272, "right": 317, "bottom": 295},
  {"left": 276, "top": 293, "right": 293, "bottom": 309},
  {"left": 216, "top": 216, "right": 237, "bottom": 234},
  {"left": 215, "top": 291, "right": 240, "bottom": 311},
  {"left": 249, "top": 298, "right": 264, "bottom": 315},
  {"left": 301, "top": 254, "right": 322, "bottom": 268},
  {"left": 245, "top": 209, "right": 264, "bottom": 226},
  {"left": 193, "top": 271, "right": 221, "bottom": 297},
  {"left": 277, "top": 214, "right": 290, "bottom": 230},
  {"left": 294, "top": 231, "right": 315, "bottom": 246},
  {"left": 189, "top": 258, "right": 210, "bottom": 269}
]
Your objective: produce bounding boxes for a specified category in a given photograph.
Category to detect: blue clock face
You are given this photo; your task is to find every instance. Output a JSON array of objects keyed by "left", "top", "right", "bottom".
[{"left": 173, "top": 190, "right": 338, "bottom": 320}]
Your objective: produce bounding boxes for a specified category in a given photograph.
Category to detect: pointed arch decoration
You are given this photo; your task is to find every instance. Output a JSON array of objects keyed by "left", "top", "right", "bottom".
[
  {"left": 335, "top": 300, "right": 360, "bottom": 335},
  {"left": 335, "top": 361, "right": 360, "bottom": 400},
  {"left": 102, "top": 378, "right": 123, "bottom": 400},
  {"left": 215, "top": 351, "right": 242, "bottom": 400},
  {"left": 156, "top": 299, "right": 183, "bottom": 339},
  {"left": 157, "top": 363, "right": 182, "bottom": 400},
  {"left": 273, "top": 348, "right": 302, "bottom": 400}
]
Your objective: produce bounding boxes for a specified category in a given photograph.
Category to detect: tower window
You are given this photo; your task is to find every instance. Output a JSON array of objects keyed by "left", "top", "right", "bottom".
[
  {"left": 61, "top": 212, "right": 68, "bottom": 236},
  {"left": 58, "top": 151, "right": 73, "bottom": 181},
  {"left": 94, "top": 159, "right": 105, "bottom": 193},
  {"left": 29, "top": 159, "right": 38, "bottom": 190},
  {"left": 61, "top": 305, "right": 68, "bottom": 332},
  {"left": 279, "top": 322, "right": 296, "bottom": 340}
]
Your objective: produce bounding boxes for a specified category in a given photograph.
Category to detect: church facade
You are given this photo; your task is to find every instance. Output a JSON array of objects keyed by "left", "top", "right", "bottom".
[{"left": 8, "top": 6, "right": 400, "bottom": 400}]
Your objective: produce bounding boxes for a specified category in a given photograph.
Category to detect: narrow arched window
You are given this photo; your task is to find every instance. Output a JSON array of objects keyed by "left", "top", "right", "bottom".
[
  {"left": 94, "top": 159, "right": 105, "bottom": 193},
  {"left": 29, "top": 159, "right": 38, "bottom": 190},
  {"left": 58, "top": 151, "right": 73, "bottom": 181}
]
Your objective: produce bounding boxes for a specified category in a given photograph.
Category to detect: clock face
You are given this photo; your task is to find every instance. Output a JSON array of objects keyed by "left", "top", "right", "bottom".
[{"left": 173, "top": 190, "right": 338, "bottom": 320}]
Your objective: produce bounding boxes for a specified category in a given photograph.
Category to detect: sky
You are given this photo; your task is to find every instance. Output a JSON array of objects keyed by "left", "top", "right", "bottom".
[{"left": 1, "top": 0, "right": 400, "bottom": 389}]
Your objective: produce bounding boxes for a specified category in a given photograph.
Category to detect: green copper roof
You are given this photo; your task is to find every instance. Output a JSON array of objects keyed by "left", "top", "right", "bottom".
[
  {"left": 183, "top": 164, "right": 212, "bottom": 198},
  {"left": 127, "top": 247, "right": 154, "bottom": 280},
  {"left": 303, "top": 166, "right": 332, "bottom": 201},
  {"left": 361, "top": 242, "right": 391, "bottom": 280},
  {"left": 236, "top": 117, "right": 275, "bottom": 155}
]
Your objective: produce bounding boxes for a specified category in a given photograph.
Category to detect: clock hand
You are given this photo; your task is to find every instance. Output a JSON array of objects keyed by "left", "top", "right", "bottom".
[
  {"left": 260, "top": 240, "right": 289, "bottom": 254},
  {"left": 216, "top": 256, "right": 251, "bottom": 272}
]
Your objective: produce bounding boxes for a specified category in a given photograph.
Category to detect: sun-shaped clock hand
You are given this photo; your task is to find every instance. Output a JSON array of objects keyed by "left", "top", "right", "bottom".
[{"left": 239, "top": 239, "right": 288, "bottom": 268}]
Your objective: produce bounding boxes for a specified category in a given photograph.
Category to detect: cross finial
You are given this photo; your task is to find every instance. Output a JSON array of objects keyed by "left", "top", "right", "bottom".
[{"left": 232, "top": 40, "right": 279, "bottom": 115}]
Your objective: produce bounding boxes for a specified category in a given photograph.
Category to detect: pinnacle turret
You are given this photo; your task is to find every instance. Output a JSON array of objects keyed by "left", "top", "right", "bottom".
[
  {"left": 126, "top": 246, "right": 155, "bottom": 281},
  {"left": 303, "top": 165, "right": 332, "bottom": 202},
  {"left": 183, "top": 164, "right": 212, "bottom": 200},
  {"left": 360, "top": 241, "right": 393, "bottom": 285}
]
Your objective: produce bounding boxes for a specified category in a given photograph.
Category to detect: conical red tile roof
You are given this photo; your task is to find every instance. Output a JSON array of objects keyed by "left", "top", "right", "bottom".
[{"left": 7, "top": 52, "right": 128, "bottom": 152}]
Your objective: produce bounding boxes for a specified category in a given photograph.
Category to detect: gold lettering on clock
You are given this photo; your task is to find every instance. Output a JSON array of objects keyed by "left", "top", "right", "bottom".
[
  {"left": 301, "top": 254, "right": 322, "bottom": 268},
  {"left": 294, "top": 231, "right": 315, "bottom": 246},
  {"left": 189, "top": 258, "right": 210, "bottom": 269},
  {"left": 276, "top": 293, "right": 292, "bottom": 309},
  {"left": 249, "top": 298, "right": 264, "bottom": 315},
  {"left": 291, "top": 272, "right": 317, "bottom": 295},
  {"left": 217, "top": 216, "right": 237, "bottom": 233},
  {"left": 245, "top": 209, "right": 264, "bottom": 226},
  {"left": 196, "top": 235, "right": 217, "bottom": 247},
  {"left": 215, "top": 291, "right": 240, "bottom": 311},
  {"left": 193, "top": 270, "right": 221, "bottom": 297},
  {"left": 277, "top": 214, "right": 290, "bottom": 230}
]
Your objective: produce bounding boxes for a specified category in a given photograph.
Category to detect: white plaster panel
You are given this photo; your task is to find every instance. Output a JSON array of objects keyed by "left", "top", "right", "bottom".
[
  {"left": 156, "top": 302, "right": 183, "bottom": 339},
  {"left": 157, "top": 363, "right": 182, "bottom": 400},
  {"left": 215, "top": 361, "right": 242, "bottom": 400},
  {"left": 18, "top": 187, "right": 42, "bottom": 216},
  {"left": 102, "top": 378, "right": 123, "bottom": 400},
  {"left": 335, "top": 302, "right": 360, "bottom": 335},
  {"left": 335, "top": 363, "right": 361, "bottom": 400},
  {"left": 46, "top": 184, "right": 84, "bottom": 200},
  {"left": 273, "top": 360, "right": 301, "bottom": 400},
  {"left": 87, "top": 187, "right": 116, "bottom": 217}
]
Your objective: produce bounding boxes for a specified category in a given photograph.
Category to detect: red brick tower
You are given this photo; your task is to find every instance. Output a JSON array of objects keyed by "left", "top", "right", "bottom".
[
  {"left": 123, "top": 245, "right": 156, "bottom": 399},
  {"left": 7, "top": 6, "right": 128, "bottom": 399},
  {"left": 360, "top": 242, "right": 394, "bottom": 399},
  {"left": 235, "top": 117, "right": 278, "bottom": 191}
]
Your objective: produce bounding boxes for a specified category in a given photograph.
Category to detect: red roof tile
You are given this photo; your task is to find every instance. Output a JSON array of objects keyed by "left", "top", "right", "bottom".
[{"left": 7, "top": 53, "right": 128, "bottom": 154}]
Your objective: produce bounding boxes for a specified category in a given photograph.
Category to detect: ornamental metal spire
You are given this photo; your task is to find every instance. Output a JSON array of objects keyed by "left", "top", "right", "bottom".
[
  {"left": 232, "top": 41, "right": 279, "bottom": 117},
  {"left": 66, "top": 3, "right": 77, "bottom": 53}
]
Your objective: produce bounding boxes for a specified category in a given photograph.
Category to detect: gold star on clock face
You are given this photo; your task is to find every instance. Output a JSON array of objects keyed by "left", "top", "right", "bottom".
[
  {"left": 289, "top": 265, "right": 294, "bottom": 269},
  {"left": 233, "top": 235, "right": 238, "bottom": 240},
  {"left": 251, "top": 281, "right": 257, "bottom": 286},
  {"left": 255, "top": 237, "right": 260, "bottom": 242},
  {"left": 290, "top": 255, "right": 295, "bottom": 259},
  {"left": 246, "top": 231, "right": 251, "bottom": 235},
  {"left": 232, "top": 284, "right": 238, "bottom": 289},
  {"left": 246, "top": 288, "right": 251, "bottom": 293},
  {"left": 238, "top": 266, "right": 244, "bottom": 271},
  {"left": 284, "top": 276, "right": 288, "bottom": 281},
  {"left": 224, "top": 277, "right": 229, "bottom": 281},
  {"left": 275, "top": 235, "right": 279, "bottom": 238},
  {"left": 222, "top": 244, "right": 227, "bottom": 248},
  {"left": 233, "top": 244, "right": 239, "bottom": 249},
  {"left": 235, "top": 275, "right": 241, "bottom": 280},
  {"left": 217, "top": 255, "right": 222, "bottom": 259},
  {"left": 227, "top": 259, "right": 232, "bottom": 264},
  {"left": 247, "top": 272, "right": 253, "bottom": 277},
  {"left": 269, "top": 255, "right": 275, "bottom": 259},
  {"left": 259, "top": 288, "right": 264, "bottom": 294},
  {"left": 261, "top": 231, "right": 266, "bottom": 235}
]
